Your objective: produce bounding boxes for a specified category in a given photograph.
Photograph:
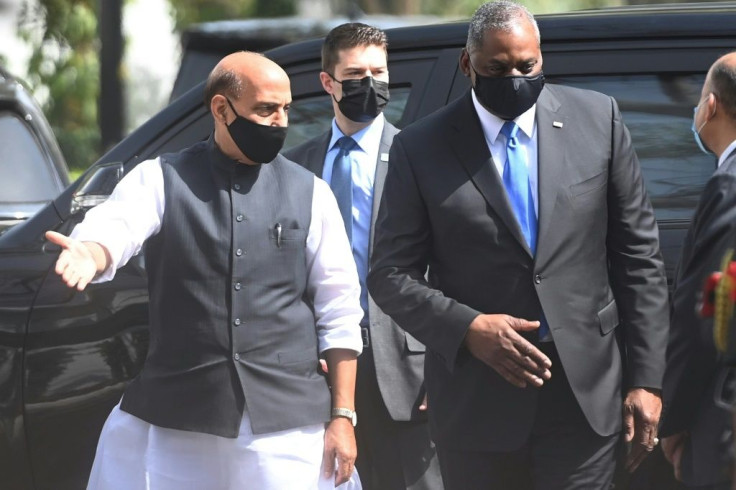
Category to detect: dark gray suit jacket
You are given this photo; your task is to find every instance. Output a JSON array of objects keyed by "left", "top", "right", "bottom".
[
  {"left": 660, "top": 150, "right": 736, "bottom": 486},
  {"left": 284, "top": 121, "right": 429, "bottom": 422},
  {"left": 368, "top": 86, "right": 670, "bottom": 451}
]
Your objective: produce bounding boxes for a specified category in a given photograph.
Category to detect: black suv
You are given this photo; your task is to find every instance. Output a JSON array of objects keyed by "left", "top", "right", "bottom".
[
  {"left": 1, "top": 3, "right": 730, "bottom": 488},
  {"left": 170, "top": 14, "right": 441, "bottom": 101},
  {"left": 0, "top": 68, "right": 69, "bottom": 233}
]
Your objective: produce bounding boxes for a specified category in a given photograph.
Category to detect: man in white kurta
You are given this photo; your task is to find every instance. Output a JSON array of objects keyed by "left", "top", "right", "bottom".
[{"left": 46, "top": 52, "right": 363, "bottom": 490}]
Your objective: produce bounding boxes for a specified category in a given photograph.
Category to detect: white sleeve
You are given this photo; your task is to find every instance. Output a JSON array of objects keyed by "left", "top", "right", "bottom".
[
  {"left": 70, "top": 158, "right": 165, "bottom": 282},
  {"left": 306, "top": 176, "right": 364, "bottom": 355}
]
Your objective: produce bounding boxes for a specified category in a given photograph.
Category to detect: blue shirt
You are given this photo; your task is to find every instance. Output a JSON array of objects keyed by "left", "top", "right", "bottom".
[{"left": 322, "top": 115, "right": 385, "bottom": 324}]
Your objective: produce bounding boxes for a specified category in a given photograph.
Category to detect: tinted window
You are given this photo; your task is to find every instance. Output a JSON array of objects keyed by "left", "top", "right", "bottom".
[
  {"left": 550, "top": 74, "right": 711, "bottom": 222},
  {"left": 0, "top": 111, "right": 60, "bottom": 205},
  {"left": 283, "top": 86, "right": 411, "bottom": 149}
]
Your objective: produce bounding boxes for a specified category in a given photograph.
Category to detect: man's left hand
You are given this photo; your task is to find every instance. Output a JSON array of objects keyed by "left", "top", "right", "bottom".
[
  {"left": 323, "top": 416, "right": 356, "bottom": 486},
  {"left": 623, "top": 387, "right": 662, "bottom": 473}
]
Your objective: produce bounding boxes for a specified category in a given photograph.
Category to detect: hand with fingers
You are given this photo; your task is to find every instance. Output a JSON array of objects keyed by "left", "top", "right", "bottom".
[
  {"left": 322, "top": 417, "right": 357, "bottom": 486},
  {"left": 623, "top": 387, "right": 662, "bottom": 473},
  {"left": 45, "top": 230, "right": 108, "bottom": 291},
  {"left": 464, "top": 314, "right": 552, "bottom": 388}
]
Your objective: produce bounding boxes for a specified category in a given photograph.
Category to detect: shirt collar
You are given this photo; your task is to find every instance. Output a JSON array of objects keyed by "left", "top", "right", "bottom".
[
  {"left": 328, "top": 113, "right": 385, "bottom": 153},
  {"left": 719, "top": 139, "right": 736, "bottom": 168},
  {"left": 471, "top": 89, "right": 536, "bottom": 144}
]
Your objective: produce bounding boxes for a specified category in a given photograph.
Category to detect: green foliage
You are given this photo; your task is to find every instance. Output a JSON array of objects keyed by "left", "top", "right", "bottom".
[
  {"left": 254, "top": 0, "right": 295, "bottom": 18},
  {"left": 167, "top": 0, "right": 295, "bottom": 32},
  {"left": 167, "top": 0, "right": 254, "bottom": 31},
  {"left": 17, "top": 0, "right": 100, "bottom": 171}
]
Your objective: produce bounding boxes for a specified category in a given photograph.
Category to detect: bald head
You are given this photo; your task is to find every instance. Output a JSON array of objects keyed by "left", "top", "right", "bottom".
[
  {"left": 707, "top": 52, "right": 736, "bottom": 121},
  {"left": 204, "top": 51, "right": 289, "bottom": 108},
  {"left": 206, "top": 51, "right": 291, "bottom": 164}
]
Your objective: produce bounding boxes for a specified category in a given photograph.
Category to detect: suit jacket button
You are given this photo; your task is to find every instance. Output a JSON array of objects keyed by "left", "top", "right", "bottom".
[
  {"left": 534, "top": 274, "right": 542, "bottom": 284},
  {"left": 233, "top": 353, "right": 240, "bottom": 361}
]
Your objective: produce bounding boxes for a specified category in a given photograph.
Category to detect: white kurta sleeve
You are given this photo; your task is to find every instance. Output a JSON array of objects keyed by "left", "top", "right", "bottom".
[
  {"left": 70, "top": 158, "right": 165, "bottom": 282},
  {"left": 306, "top": 176, "right": 364, "bottom": 355}
]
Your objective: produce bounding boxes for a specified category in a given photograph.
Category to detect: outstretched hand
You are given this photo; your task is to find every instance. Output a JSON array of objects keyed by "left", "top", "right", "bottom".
[{"left": 45, "top": 231, "right": 104, "bottom": 291}]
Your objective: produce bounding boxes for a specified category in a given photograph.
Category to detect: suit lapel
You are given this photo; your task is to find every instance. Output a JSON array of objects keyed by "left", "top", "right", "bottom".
[
  {"left": 304, "top": 131, "right": 332, "bottom": 177},
  {"left": 534, "top": 88, "right": 565, "bottom": 266},
  {"left": 370, "top": 122, "right": 399, "bottom": 254},
  {"left": 449, "top": 92, "right": 532, "bottom": 257}
]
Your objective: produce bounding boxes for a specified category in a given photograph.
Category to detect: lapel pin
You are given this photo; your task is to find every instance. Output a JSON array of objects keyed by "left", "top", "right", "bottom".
[
  {"left": 380, "top": 153, "right": 389, "bottom": 162},
  {"left": 553, "top": 121, "right": 563, "bottom": 128}
]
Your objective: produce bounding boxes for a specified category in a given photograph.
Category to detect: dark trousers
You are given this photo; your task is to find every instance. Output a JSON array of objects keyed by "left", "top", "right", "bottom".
[
  {"left": 436, "top": 345, "right": 618, "bottom": 490},
  {"left": 355, "top": 344, "right": 443, "bottom": 490}
]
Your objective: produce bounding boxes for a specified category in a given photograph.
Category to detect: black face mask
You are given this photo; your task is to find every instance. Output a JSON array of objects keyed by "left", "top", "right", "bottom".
[
  {"left": 330, "top": 74, "right": 390, "bottom": 123},
  {"left": 470, "top": 63, "right": 545, "bottom": 121},
  {"left": 225, "top": 98, "right": 287, "bottom": 163}
]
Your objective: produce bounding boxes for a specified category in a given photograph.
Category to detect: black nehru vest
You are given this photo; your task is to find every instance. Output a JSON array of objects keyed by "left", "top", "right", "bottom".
[{"left": 120, "top": 137, "right": 330, "bottom": 437}]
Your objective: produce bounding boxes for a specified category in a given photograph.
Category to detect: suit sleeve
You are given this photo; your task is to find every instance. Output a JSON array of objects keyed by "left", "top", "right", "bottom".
[
  {"left": 367, "top": 135, "right": 480, "bottom": 372},
  {"left": 660, "top": 171, "right": 736, "bottom": 436},
  {"left": 605, "top": 96, "right": 670, "bottom": 391}
]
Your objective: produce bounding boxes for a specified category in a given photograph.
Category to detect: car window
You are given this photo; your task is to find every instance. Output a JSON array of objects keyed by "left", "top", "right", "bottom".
[
  {"left": 283, "top": 86, "right": 412, "bottom": 149},
  {"left": 551, "top": 74, "right": 711, "bottom": 222},
  {"left": 0, "top": 111, "right": 60, "bottom": 205}
]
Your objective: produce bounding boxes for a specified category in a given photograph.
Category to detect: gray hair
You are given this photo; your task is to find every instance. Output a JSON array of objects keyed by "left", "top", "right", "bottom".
[{"left": 466, "top": 1, "right": 540, "bottom": 52}]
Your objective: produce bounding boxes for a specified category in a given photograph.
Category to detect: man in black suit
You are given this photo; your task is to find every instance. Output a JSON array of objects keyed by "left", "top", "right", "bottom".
[
  {"left": 660, "top": 52, "right": 736, "bottom": 490},
  {"left": 284, "top": 23, "right": 443, "bottom": 490},
  {"left": 367, "top": 1, "right": 670, "bottom": 489}
]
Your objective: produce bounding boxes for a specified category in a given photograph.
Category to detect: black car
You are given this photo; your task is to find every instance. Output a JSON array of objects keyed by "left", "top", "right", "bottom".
[
  {"left": 170, "top": 14, "right": 441, "bottom": 101},
  {"left": 1, "top": 3, "right": 731, "bottom": 488},
  {"left": 0, "top": 67, "right": 69, "bottom": 233}
]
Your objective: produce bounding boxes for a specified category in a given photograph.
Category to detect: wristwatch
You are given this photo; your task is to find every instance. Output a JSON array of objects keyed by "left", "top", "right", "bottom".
[{"left": 331, "top": 407, "right": 357, "bottom": 427}]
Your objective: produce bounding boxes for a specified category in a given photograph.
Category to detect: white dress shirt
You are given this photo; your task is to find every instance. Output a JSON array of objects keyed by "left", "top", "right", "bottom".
[{"left": 72, "top": 156, "right": 364, "bottom": 355}]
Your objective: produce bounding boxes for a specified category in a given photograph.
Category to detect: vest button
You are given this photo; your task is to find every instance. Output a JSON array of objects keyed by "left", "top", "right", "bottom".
[
  {"left": 534, "top": 274, "right": 542, "bottom": 284},
  {"left": 234, "top": 282, "right": 242, "bottom": 291},
  {"left": 236, "top": 214, "right": 244, "bottom": 222},
  {"left": 233, "top": 183, "right": 241, "bottom": 191},
  {"left": 236, "top": 248, "right": 243, "bottom": 257},
  {"left": 233, "top": 353, "right": 240, "bottom": 361},
  {"left": 233, "top": 318, "right": 241, "bottom": 326}
]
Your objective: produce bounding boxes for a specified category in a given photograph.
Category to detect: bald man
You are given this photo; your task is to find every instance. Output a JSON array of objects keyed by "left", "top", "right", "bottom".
[
  {"left": 45, "top": 52, "right": 364, "bottom": 489},
  {"left": 660, "top": 52, "right": 736, "bottom": 489}
]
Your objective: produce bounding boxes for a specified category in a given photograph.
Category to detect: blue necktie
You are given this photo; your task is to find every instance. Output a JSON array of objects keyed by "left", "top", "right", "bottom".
[
  {"left": 501, "top": 121, "right": 537, "bottom": 254},
  {"left": 331, "top": 136, "right": 358, "bottom": 242},
  {"left": 501, "top": 121, "right": 549, "bottom": 339}
]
